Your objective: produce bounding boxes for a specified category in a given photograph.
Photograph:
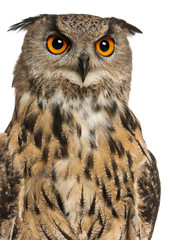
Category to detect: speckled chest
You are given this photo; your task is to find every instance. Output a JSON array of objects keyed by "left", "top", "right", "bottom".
[{"left": 7, "top": 92, "right": 138, "bottom": 239}]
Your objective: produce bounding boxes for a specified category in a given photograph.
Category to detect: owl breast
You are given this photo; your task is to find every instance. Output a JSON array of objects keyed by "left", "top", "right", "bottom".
[{"left": 6, "top": 90, "right": 141, "bottom": 239}]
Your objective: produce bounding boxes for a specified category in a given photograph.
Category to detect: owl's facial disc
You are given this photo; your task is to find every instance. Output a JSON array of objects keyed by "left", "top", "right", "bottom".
[{"left": 78, "top": 53, "right": 90, "bottom": 82}]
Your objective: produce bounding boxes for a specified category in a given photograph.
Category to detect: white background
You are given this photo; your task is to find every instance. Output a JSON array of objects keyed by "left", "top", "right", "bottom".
[{"left": 0, "top": 0, "right": 170, "bottom": 239}]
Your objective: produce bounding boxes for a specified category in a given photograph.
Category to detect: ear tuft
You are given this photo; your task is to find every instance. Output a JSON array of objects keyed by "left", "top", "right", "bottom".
[
  {"left": 112, "top": 18, "right": 142, "bottom": 35},
  {"left": 8, "top": 14, "right": 48, "bottom": 32}
]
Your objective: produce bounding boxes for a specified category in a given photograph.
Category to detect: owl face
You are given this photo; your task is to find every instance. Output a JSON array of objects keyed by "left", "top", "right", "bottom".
[{"left": 10, "top": 14, "right": 141, "bottom": 103}]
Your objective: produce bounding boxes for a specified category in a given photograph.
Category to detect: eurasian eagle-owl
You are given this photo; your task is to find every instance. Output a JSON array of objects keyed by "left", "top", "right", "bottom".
[{"left": 0, "top": 14, "right": 160, "bottom": 240}]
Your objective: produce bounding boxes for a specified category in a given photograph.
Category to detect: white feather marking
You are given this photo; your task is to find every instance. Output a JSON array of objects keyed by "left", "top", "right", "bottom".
[
  {"left": 20, "top": 92, "right": 31, "bottom": 104},
  {"left": 49, "top": 92, "right": 107, "bottom": 143},
  {"left": 44, "top": 69, "right": 82, "bottom": 86},
  {"left": 54, "top": 159, "right": 70, "bottom": 175},
  {"left": 83, "top": 70, "right": 112, "bottom": 87},
  {"left": 79, "top": 231, "right": 88, "bottom": 240},
  {"left": 9, "top": 217, "right": 17, "bottom": 240},
  {"left": 18, "top": 179, "right": 25, "bottom": 221},
  {"left": 18, "top": 92, "right": 31, "bottom": 114}
]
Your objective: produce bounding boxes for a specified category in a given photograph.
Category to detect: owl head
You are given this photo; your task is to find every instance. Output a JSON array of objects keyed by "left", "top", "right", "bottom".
[{"left": 9, "top": 14, "right": 141, "bottom": 107}]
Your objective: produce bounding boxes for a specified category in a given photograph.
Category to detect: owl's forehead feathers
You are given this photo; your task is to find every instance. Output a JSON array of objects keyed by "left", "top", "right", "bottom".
[
  {"left": 56, "top": 14, "right": 109, "bottom": 41},
  {"left": 9, "top": 14, "right": 142, "bottom": 41}
]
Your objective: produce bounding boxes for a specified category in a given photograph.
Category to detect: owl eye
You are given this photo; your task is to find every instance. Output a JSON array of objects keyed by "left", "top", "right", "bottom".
[
  {"left": 47, "top": 35, "right": 68, "bottom": 54},
  {"left": 96, "top": 38, "right": 114, "bottom": 56}
]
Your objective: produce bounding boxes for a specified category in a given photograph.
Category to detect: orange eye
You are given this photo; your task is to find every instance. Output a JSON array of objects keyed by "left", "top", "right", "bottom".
[
  {"left": 96, "top": 38, "right": 114, "bottom": 56},
  {"left": 47, "top": 35, "right": 68, "bottom": 54}
]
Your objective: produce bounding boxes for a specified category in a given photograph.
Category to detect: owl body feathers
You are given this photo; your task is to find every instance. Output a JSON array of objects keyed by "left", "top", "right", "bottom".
[{"left": 0, "top": 14, "right": 160, "bottom": 240}]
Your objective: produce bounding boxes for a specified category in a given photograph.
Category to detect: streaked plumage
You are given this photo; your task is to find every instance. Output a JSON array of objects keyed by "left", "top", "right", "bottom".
[{"left": 0, "top": 14, "right": 160, "bottom": 240}]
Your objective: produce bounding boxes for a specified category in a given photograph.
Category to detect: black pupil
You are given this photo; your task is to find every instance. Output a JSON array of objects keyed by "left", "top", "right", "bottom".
[
  {"left": 52, "top": 38, "right": 64, "bottom": 50},
  {"left": 100, "top": 40, "right": 110, "bottom": 52}
]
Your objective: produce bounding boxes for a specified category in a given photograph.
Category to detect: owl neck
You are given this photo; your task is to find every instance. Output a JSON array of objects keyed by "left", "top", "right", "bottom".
[{"left": 6, "top": 86, "right": 122, "bottom": 134}]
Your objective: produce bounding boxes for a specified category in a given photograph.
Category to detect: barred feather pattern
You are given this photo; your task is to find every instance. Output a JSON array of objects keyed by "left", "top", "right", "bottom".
[{"left": 0, "top": 83, "right": 160, "bottom": 240}]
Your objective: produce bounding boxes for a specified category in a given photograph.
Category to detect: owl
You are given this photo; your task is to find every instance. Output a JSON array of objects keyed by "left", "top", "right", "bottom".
[{"left": 0, "top": 14, "right": 160, "bottom": 240}]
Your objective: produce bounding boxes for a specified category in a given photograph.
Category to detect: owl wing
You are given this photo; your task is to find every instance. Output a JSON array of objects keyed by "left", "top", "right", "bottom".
[
  {"left": 123, "top": 111, "right": 161, "bottom": 239},
  {"left": 128, "top": 152, "right": 160, "bottom": 239},
  {"left": 0, "top": 133, "right": 20, "bottom": 238}
]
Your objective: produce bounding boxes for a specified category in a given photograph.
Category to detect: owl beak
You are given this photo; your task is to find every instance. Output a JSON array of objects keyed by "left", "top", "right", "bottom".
[{"left": 78, "top": 53, "right": 90, "bottom": 82}]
